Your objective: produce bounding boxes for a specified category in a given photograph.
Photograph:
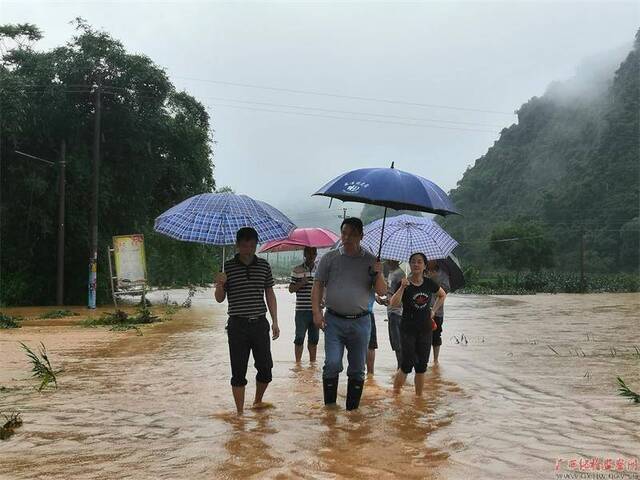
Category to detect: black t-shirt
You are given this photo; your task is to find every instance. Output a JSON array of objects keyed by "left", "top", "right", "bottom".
[{"left": 401, "top": 278, "right": 440, "bottom": 333}]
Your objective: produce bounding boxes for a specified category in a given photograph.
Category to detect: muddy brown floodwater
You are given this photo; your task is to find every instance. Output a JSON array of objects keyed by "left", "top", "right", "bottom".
[{"left": 1, "top": 289, "right": 639, "bottom": 479}]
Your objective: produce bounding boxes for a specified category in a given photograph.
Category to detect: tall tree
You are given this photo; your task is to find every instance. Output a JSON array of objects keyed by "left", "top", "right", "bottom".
[{"left": 0, "top": 21, "right": 217, "bottom": 305}]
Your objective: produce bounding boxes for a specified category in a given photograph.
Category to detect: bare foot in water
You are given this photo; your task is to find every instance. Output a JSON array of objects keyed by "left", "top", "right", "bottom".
[{"left": 251, "top": 401, "right": 275, "bottom": 410}]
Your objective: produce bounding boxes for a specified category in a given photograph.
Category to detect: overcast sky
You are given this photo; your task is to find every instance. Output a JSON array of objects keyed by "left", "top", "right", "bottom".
[{"left": 3, "top": 0, "right": 638, "bottom": 228}]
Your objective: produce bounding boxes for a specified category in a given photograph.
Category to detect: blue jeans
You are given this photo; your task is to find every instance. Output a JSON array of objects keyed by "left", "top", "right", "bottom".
[
  {"left": 294, "top": 310, "right": 319, "bottom": 346},
  {"left": 322, "top": 311, "right": 371, "bottom": 382}
]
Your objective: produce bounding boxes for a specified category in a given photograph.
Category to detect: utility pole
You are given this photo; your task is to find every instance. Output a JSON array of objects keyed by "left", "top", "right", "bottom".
[
  {"left": 88, "top": 81, "right": 101, "bottom": 309},
  {"left": 56, "top": 139, "right": 66, "bottom": 305}
]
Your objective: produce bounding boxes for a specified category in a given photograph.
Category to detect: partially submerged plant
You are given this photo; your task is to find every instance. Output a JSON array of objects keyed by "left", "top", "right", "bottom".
[
  {"left": 547, "top": 345, "right": 561, "bottom": 356},
  {"left": 109, "top": 324, "right": 143, "bottom": 336},
  {"left": 134, "top": 305, "right": 159, "bottom": 324},
  {"left": 0, "top": 412, "right": 23, "bottom": 440},
  {"left": 182, "top": 285, "right": 197, "bottom": 308},
  {"left": 82, "top": 306, "right": 159, "bottom": 328},
  {"left": 38, "top": 309, "right": 79, "bottom": 319},
  {"left": 20, "top": 342, "right": 62, "bottom": 391},
  {"left": 617, "top": 377, "right": 640, "bottom": 404},
  {"left": 0, "top": 313, "right": 21, "bottom": 329}
]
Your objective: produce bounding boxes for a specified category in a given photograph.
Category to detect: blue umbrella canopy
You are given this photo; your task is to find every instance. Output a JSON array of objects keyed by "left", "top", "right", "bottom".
[
  {"left": 313, "top": 163, "right": 459, "bottom": 258},
  {"left": 313, "top": 165, "right": 459, "bottom": 216},
  {"left": 154, "top": 193, "right": 296, "bottom": 245}
]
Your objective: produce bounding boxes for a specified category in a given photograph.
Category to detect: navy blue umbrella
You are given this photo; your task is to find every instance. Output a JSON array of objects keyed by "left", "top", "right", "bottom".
[
  {"left": 313, "top": 163, "right": 459, "bottom": 258},
  {"left": 314, "top": 163, "right": 459, "bottom": 217}
]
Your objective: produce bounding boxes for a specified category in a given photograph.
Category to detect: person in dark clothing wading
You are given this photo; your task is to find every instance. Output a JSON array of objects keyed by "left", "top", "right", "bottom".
[
  {"left": 390, "top": 252, "right": 446, "bottom": 396},
  {"left": 215, "top": 227, "right": 280, "bottom": 415}
]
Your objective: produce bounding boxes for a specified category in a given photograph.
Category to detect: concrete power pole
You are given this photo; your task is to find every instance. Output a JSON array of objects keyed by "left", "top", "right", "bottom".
[{"left": 88, "top": 82, "right": 101, "bottom": 309}]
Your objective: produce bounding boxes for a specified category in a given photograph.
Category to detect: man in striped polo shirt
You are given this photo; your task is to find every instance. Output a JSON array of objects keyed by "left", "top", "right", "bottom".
[
  {"left": 289, "top": 247, "right": 318, "bottom": 363},
  {"left": 215, "top": 227, "right": 280, "bottom": 415}
]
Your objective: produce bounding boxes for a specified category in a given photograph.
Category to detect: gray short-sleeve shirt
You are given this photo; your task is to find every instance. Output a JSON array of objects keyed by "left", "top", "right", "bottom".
[
  {"left": 387, "top": 267, "right": 406, "bottom": 316},
  {"left": 315, "top": 247, "right": 377, "bottom": 315}
]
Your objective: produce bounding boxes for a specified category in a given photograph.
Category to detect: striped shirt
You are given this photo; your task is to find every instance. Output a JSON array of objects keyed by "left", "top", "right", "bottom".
[
  {"left": 290, "top": 262, "right": 314, "bottom": 311},
  {"left": 224, "top": 254, "right": 275, "bottom": 318}
]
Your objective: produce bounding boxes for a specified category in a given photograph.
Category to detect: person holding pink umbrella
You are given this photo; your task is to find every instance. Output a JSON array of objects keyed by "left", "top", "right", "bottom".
[{"left": 260, "top": 227, "right": 339, "bottom": 365}]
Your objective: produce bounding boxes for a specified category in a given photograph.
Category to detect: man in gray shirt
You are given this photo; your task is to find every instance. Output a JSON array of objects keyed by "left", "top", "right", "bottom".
[{"left": 312, "top": 217, "right": 387, "bottom": 410}]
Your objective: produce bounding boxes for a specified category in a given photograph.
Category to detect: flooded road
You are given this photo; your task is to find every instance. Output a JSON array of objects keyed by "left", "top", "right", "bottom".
[{"left": 1, "top": 290, "right": 639, "bottom": 479}]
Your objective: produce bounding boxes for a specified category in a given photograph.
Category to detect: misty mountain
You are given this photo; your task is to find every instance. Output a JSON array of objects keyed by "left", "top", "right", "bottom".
[{"left": 440, "top": 31, "right": 640, "bottom": 273}]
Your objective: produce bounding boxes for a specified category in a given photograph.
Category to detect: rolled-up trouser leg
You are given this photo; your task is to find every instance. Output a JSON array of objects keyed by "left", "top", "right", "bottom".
[
  {"left": 400, "top": 330, "right": 417, "bottom": 374},
  {"left": 227, "top": 317, "right": 251, "bottom": 387},
  {"left": 250, "top": 317, "right": 273, "bottom": 384}
]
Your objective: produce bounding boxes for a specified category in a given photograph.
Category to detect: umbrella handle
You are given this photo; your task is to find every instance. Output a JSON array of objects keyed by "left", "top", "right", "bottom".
[
  {"left": 376, "top": 207, "right": 388, "bottom": 261},
  {"left": 375, "top": 162, "right": 395, "bottom": 260}
]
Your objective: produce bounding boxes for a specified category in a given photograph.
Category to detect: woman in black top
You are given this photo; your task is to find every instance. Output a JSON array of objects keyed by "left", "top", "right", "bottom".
[{"left": 390, "top": 252, "right": 447, "bottom": 396}]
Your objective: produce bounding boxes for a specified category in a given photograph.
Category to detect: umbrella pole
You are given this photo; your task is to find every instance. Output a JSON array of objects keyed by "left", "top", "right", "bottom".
[
  {"left": 222, "top": 245, "right": 226, "bottom": 272},
  {"left": 376, "top": 207, "right": 388, "bottom": 260}
]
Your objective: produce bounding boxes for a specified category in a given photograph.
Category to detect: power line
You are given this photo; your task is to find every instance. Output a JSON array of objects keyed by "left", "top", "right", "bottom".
[
  {"left": 3, "top": 84, "right": 507, "bottom": 131},
  {"left": 206, "top": 102, "right": 499, "bottom": 133},
  {"left": 198, "top": 95, "right": 506, "bottom": 128},
  {"left": 174, "top": 76, "right": 516, "bottom": 116}
]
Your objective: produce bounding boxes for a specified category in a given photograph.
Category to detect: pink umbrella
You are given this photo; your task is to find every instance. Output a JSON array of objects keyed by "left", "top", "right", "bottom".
[{"left": 259, "top": 227, "right": 339, "bottom": 253}]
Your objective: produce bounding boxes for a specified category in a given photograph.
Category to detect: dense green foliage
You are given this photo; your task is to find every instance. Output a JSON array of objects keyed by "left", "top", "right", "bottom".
[
  {"left": 0, "top": 22, "right": 219, "bottom": 305},
  {"left": 459, "top": 271, "right": 638, "bottom": 295},
  {"left": 441, "top": 31, "right": 640, "bottom": 276},
  {"left": 489, "top": 219, "right": 554, "bottom": 273}
]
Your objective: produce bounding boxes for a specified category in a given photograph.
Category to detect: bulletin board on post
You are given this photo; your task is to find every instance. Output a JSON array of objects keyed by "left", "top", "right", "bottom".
[{"left": 108, "top": 234, "right": 148, "bottom": 307}]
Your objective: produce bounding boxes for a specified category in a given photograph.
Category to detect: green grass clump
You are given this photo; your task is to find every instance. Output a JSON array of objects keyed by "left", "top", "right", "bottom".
[
  {"left": 82, "top": 306, "right": 160, "bottom": 328},
  {"left": 20, "top": 342, "right": 61, "bottom": 391},
  {"left": 617, "top": 377, "right": 640, "bottom": 404},
  {"left": 0, "top": 313, "right": 21, "bottom": 329}
]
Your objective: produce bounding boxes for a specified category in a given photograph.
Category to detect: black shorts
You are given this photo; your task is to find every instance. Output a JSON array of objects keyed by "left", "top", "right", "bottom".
[
  {"left": 368, "top": 312, "right": 378, "bottom": 350},
  {"left": 226, "top": 316, "right": 273, "bottom": 387},
  {"left": 400, "top": 327, "right": 432, "bottom": 374},
  {"left": 432, "top": 316, "right": 444, "bottom": 347}
]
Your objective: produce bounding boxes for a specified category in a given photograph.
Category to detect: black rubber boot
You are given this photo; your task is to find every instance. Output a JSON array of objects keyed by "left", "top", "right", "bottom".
[
  {"left": 323, "top": 376, "right": 339, "bottom": 405},
  {"left": 346, "top": 378, "right": 364, "bottom": 410}
]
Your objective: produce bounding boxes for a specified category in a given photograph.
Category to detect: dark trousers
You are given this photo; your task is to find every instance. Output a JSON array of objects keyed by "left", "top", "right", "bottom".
[
  {"left": 227, "top": 316, "right": 273, "bottom": 387},
  {"left": 432, "top": 315, "right": 444, "bottom": 346},
  {"left": 400, "top": 327, "right": 432, "bottom": 374}
]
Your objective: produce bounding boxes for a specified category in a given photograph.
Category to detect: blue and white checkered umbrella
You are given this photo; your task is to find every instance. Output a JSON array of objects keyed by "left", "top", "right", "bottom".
[
  {"left": 360, "top": 214, "right": 458, "bottom": 262},
  {"left": 154, "top": 193, "right": 296, "bottom": 245}
]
